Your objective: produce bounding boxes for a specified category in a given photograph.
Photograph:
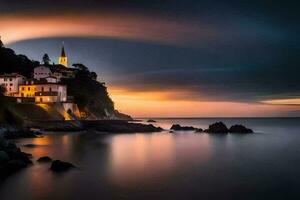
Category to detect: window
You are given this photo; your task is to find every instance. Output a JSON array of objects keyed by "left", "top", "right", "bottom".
[
  {"left": 10, "top": 83, "right": 13, "bottom": 86},
  {"left": 41, "top": 87, "right": 44, "bottom": 92},
  {"left": 22, "top": 87, "right": 25, "bottom": 91},
  {"left": 9, "top": 78, "right": 12, "bottom": 81},
  {"left": 28, "top": 87, "right": 30, "bottom": 91}
]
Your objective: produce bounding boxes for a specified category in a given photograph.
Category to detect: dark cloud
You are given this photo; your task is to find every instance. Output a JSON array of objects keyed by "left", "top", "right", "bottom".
[{"left": 3, "top": 0, "right": 300, "bottom": 103}]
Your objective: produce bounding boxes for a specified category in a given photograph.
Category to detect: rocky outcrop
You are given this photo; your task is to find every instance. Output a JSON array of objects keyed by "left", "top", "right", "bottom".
[
  {"left": 0, "top": 138, "right": 32, "bottom": 179},
  {"left": 37, "top": 156, "right": 52, "bottom": 163},
  {"left": 2, "top": 129, "right": 40, "bottom": 139},
  {"left": 229, "top": 125, "right": 253, "bottom": 133},
  {"left": 50, "top": 160, "right": 75, "bottom": 172},
  {"left": 204, "top": 122, "right": 253, "bottom": 134},
  {"left": 204, "top": 122, "right": 229, "bottom": 133},
  {"left": 195, "top": 128, "right": 203, "bottom": 133},
  {"left": 147, "top": 119, "right": 157, "bottom": 123},
  {"left": 170, "top": 124, "right": 197, "bottom": 131},
  {"left": 81, "top": 120, "right": 163, "bottom": 133}
]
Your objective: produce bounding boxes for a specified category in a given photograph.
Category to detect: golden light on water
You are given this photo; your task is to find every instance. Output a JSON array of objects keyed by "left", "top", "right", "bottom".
[{"left": 107, "top": 133, "right": 212, "bottom": 186}]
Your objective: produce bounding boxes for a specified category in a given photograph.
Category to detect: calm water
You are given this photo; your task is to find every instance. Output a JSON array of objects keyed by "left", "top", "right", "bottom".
[{"left": 1, "top": 118, "right": 300, "bottom": 200}]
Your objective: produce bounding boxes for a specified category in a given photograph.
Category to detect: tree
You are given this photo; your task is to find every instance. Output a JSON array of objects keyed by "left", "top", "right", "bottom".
[
  {"left": 72, "top": 63, "right": 88, "bottom": 71},
  {"left": 42, "top": 53, "right": 51, "bottom": 65},
  {"left": 90, "top": 72, "right": 97, "bottom": 80}
]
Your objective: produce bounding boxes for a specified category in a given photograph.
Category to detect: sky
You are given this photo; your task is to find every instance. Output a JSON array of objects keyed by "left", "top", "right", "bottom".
[{"left": 1, "top": 0, "right": 300, "bottom": 117}]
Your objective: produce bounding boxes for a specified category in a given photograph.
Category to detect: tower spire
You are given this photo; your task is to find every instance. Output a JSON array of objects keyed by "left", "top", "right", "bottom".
[
  {"left": 58, "top": 42, "right": 68, "bottom": 67},
  {"left": 61, "top": 42, "right": 66, "bottom": 57}
]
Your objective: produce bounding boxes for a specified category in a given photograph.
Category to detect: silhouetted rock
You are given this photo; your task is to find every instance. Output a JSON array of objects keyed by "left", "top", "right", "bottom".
[
  {"left": 0, "top": 138, "right": 32, "bottom": 178},
  {"left": 3, "top": 129, "right": 40, "bottom": 139},
  {"left": 5, "top": 159, "right": 28, "bottom": 172},
  {"left": 81, "top": 120, "right": 163, "bottom": 133},
  {"left": 229, "top": 125, "right": 253, "bottom": 133},
  {"left": 147, "top": 119, "right": 157, "bottom": 123},
  {"left": 195, "top": 128, "right": 203, "bottom": 133},
  {"left": 23, "top": 144, "right": 38, "bottom": 148},
  {"left": 37, "top": 156, "right": 52, "bottom": 163},
  {"left": 205, "top": 122, "right": 228, "bottom": 133},
  {"left": 50, "top": 160, "right": 75, "bottom": 172},
  {"left": 170, "top": 124, "right": 197, "bottom": 131}
]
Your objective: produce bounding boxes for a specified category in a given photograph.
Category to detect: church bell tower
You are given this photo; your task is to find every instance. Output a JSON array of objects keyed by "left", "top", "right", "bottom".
[{"left": 58, "top": 43, "right": 68, "bottom": 67}]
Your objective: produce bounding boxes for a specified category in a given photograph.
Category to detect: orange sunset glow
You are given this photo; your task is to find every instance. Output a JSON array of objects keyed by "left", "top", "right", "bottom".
[
  {"left": 110, "top": 88, "right": 299, "bottom": 117},
  {"left": 0, "top": 13, "right": 215, "bottom": 46}
]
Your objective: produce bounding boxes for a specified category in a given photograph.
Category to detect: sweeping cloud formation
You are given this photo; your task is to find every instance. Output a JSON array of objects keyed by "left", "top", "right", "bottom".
[{"left": 1, "top": 0, "right": 300, "bottom": 116}]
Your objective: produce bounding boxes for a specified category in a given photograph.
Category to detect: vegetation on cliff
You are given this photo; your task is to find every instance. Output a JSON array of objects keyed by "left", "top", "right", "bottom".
[{"left": 0, "top": 87, "right": 23, "bottom": 126}]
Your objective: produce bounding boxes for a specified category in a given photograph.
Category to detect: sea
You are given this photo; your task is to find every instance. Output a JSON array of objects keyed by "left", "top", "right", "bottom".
[{"left": 1, "top": 118, "right": 300, "bottom": 200}]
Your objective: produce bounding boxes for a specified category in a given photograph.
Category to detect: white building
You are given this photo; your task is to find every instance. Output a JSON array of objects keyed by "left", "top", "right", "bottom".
[
  {"left": 0, "top": 73, "right": 26, "bottom": 96},
  {"left": 33, "top": 66, "right": 58, "bottom": 81},
  {"left": 18, "top": 82, "right": 67, "bottom": 103},
  {"left": 33, "top": 65, "right": 76, "bottom": 82}
]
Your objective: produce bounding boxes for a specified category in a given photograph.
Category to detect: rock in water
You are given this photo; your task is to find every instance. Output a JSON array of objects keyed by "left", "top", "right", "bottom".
[
  {"left": 37, "top": 156, "right": 52, "bottom": 163},
  {"left": 5, "top": 159, "right": 28, "bottom": 173},
  {"left": 195, "top": 128, "right": 203, "bottom": 133},
  {"left": 23, "top": 144, "right": 38, "bottom": 148},
  {"left": 170, "top": 124, "right": 197, "bottom": 131},
  {"left": 229, "top": 125, "right": 253, "bottom": 133},
  {"left": 205, "top": 122, "right": 228, "bottom": 133},
  {"left": 50, "top": 160, "right": 75, "bottom": 172},
  {"left": 0, "top": 138, "right": 32, "bottom": 179},
  {"left": 147, "top": 119, "right": 157, "bottom": 123}
]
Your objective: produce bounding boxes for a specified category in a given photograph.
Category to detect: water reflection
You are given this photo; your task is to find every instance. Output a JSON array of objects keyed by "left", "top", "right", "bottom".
[{"left": 108, "top": 133, "right": 212, "bottom": 187}]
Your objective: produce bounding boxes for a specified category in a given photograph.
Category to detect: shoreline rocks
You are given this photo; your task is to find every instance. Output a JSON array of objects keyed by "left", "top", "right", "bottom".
[
  {"left": 2, "top": 129, "right": 40, "bottom": 139},
  {"left": 147, "top": 119, "right": 157, "bottom": 123},
  {"left": 229, "top": 125, "right": 253, "bottom": 133},
  {"left": 30, "top": 120, "right": 163, "bottom": 133},
  {"left": 170, "top": 124, "right": 198, "bottom": 131},
  {"left": 50, "top": 160, "right": 75, "bottom": 172},
  {"left": 204, "top": 122, "right": 228, "bottom": 133},
  {"left": 37, "top": 156, "right": 52, "bottom": 163},
  {"left": 81, "top": 120, "right": 163, "bottom": 133},
  {"left": 0, "top": 137, "right": 32, "bottom": 179},
  {"left": 204, "top": 122, "right": 253, "bottom": 134}
]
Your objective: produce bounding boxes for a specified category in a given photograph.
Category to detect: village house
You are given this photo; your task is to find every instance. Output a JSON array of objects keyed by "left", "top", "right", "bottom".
[
  {"left": 0, "top": 44, "right": 73, "bottom": 104},
  {"left": 17, "top": 80, "right": 67, "bottom": 103},
  {"left": 0, "top": 73, "right": 26, "bottom": 96}
]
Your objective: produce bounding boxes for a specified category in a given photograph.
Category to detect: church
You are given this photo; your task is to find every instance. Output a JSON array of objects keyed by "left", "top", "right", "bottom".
[{"left": 58, "top": 43, "right": 68, "bottom": 67}]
